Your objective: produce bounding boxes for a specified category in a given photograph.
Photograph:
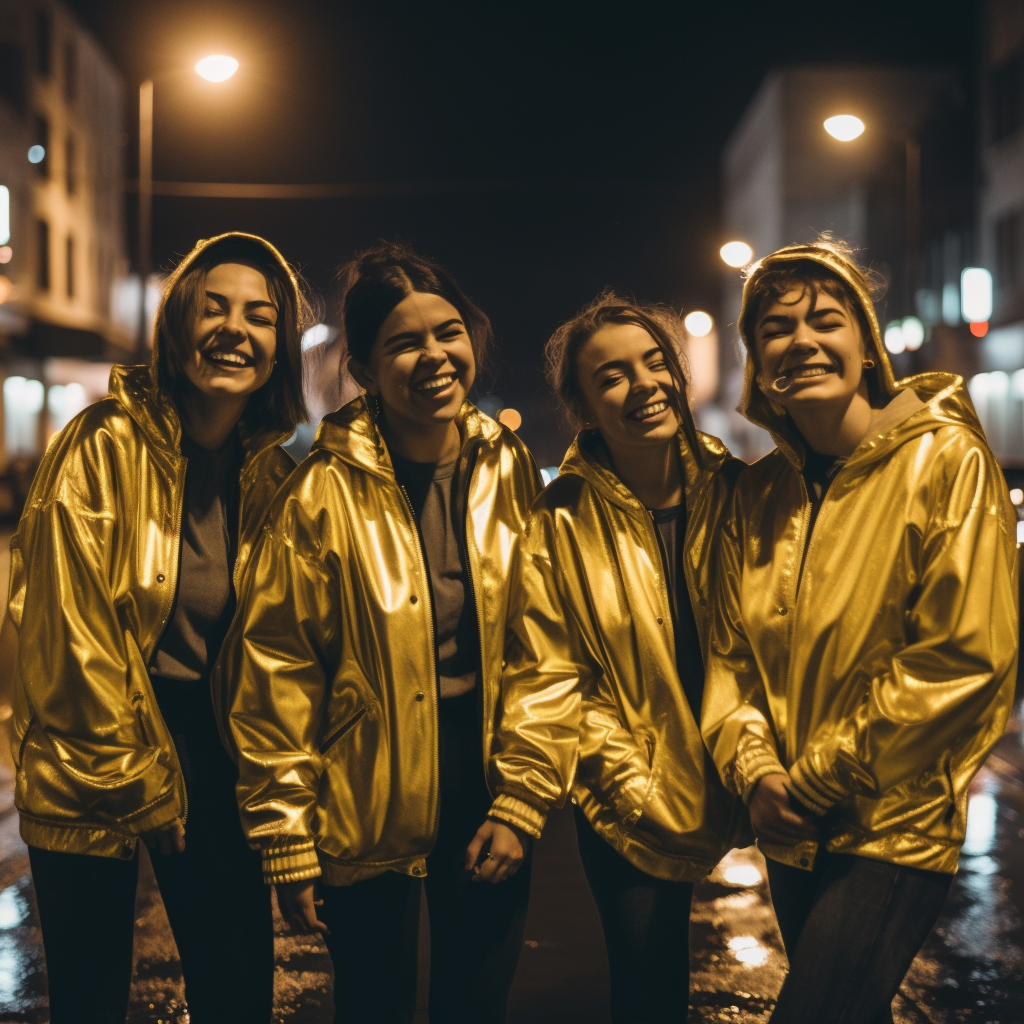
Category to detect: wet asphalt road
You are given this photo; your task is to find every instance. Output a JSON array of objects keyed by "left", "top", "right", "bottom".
[{"left": 0, "top": 706, "right": 1021, "bottom": 1022}]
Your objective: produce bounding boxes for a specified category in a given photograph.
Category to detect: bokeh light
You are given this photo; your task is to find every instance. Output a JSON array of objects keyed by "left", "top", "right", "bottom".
[
  {"left": 27, "top": 145, "right": 45, "bottom": 164},
  {"left": 0, "top": 276, "right": 11, "bottom": 305},
  {"left": 195, "top": 55, "right": 239, "bottom": 83},
  {"left": 1009, "top": 487, "right": 1023, "bottom": 506},
  {"left": 823, "top": 114, "right": 865, "bottom": 141},
  {"left": 498, "top": 407, "right": 522, "bottom": 431},
  {"left": 720, "top": 241, "right": 753, "bottom": 268},
  {"left": 0, "top": 247, "right": 11, "bottom": 265},
  {"left": 683, "top": 310, "right": 713, "bottom": 337},
  {"left": 884, "top": 322, "right": 905, "bottom": 355},
  {"left": 901, "top": 316, "right": 924, "bottom": 351}
]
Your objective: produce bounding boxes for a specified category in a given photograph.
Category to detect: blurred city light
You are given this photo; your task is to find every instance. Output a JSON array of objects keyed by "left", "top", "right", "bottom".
[
  {"left": 301, "top": 323, "right": 334, "bottom": 351},
  {"left": 722, "top": 863, "right": 762, "bottom": 887},
  {"left": 720, "top": 241, "right": 753, "bottom": 268},
  {"left": 0, "top": 247, "right": 10, "bottom": 265},
  {"left": 901, "top": 316, "right": 925, "bottom": 351},
  {"left": 0, "top": 186, "right": 8, "bottom": 245},
  {"left": 27, "top": 145, "right": 45, "bottom": 164},
  {"left": 0, "top": 276, "right": 10, "bottom": 305},
  {"left": 970, "top": 320, "right": 989, "bottom": 338},
  {"left": 195, "top": 55, "right": 239, "bottom": 82},
  {"left": 498, "top": 407, "right": 522, "bottom": 431},
  {"left": 3, "top": 377, "right": 44, "bottom": 456},
  {"left": 961, "top": 267, "right": 993, "bottom": 322},
  {"left": 539, "top": 466, "right": 560, "bottom": 486},
  {"left": 823, "top": 114, "right": 866, "bottom": 141},
  {"left": 962, "top": 790, "right": 997, "bottom": 857},
  {"left": 728, "top": 934, "right": 770, "bottom": 967},
  {"left": 1010, "top": 488, "right": 1023, "bottom": 506},
  {"left": 942, "top": 281, "right": 962, "bottom": 325},
  {"left": 884, "top": 321, "right": 906, "bottom": 355},
  {"left": 683, "top": 310, "right": 713, "bottom": 337}
]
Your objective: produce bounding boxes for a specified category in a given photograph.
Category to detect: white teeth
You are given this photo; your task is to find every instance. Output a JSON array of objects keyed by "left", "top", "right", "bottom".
[
  {"left": 789, "top": 366, "right": 831, "bottom": 379},
  {"left": 629, "top": 401, "right": 668, "bottom": 420},
  {"left": 414, "top": 375, "right": 455, "bottom": 393},
  {"left": 208, "top": 351, "right": 249, "bottom": 367}
]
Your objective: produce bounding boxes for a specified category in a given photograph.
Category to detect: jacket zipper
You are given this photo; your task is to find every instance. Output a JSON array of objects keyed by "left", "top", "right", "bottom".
[
  {"left": 396, "top": 481, "right": 442, "bottom": 849},
  {"left": 318, "top": 705, "right": 369, "bottom": 755}
]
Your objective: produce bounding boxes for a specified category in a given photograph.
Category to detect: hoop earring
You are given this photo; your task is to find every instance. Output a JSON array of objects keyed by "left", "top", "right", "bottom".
[{"left": 862, "top": 357, "right": 876, "bottom": 369}]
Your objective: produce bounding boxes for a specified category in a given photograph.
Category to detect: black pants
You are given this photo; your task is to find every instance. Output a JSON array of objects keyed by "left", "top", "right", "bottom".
[
  {"left": 574, "top": 805, "right": 694, "bottom": 1024},
  {"left": 766, "top": 850, "right": 953, "bottom": 1024},
  {"left": 29, "top": 680, "right": 275, "bottom": 1024},
  {"left": 319, "top": 690, "right": 532, "bottom": 1024}
]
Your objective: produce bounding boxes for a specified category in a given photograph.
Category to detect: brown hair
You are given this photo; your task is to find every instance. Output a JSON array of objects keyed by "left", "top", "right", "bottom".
[
  {"left": 337, "top": 241, "right": 492, "bottom": 371},
  {"left": 544, "top": 291, "right": 704, "bottom": 468},
  {"left": 156, "top": 236, "right": 310, "bottom": 432}
]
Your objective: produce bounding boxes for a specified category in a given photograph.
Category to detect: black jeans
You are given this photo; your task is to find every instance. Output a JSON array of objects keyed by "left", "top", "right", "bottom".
[
  {"left": 29, "top": 681, "right": 275, "bottom": 1024},
  {"left": 766, "top": 850, "right": 953, "bottom": 1024},
  {"left": 319, "top": 690, "right": 532, "bottom": 1024},
  {"left": 574, "top": 805, "right": 694, "bottom": 1024}
]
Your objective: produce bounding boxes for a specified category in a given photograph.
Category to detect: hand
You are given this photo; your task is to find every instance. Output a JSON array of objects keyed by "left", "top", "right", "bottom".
[
  {"left": 748, "top": 773, "right": 819, "bottom": 846},
  {"left": 464, "top": 819, "right": 531, "bottom": 884},
  {"left": 142, "top": 820, "right": 186, "bottom": 856},
  {"left": 276, "top": 880, "right": 329, "bottom": 936}
]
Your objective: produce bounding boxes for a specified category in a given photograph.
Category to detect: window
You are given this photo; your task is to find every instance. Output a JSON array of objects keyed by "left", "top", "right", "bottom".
[
  {"left": 65, "top": 133, "right": 75, "bottom": 194},
  {"left": 32, "top": 114, "right": 49, "bottom": 177},
  {"left": 65, "top": 234, "right": 74, "bottom": 298},
  {"left": 996, "top": 211, "right": 1022, "bottom": 290},
  {"left": 992, "top": 46, "right": 1024, "bottom": 143},
  {"left": 37, "top": 219, "right": 50, "bottom": 291},
  {"left": 63, "top": 39, "right": 76, "bottom": 104},
  {"left": 34, "top": 8, "right": 51, "bottom": 79}
]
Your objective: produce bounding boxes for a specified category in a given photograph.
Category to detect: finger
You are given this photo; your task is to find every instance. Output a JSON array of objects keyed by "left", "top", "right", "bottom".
[
  {"left": 172, "top": 829, "right": 186, "bottom": 855},
  {"left": 465, "top": 833, "right": 487, "bottom": 872},
  {"left": 477, "top": 855, "right": 505, "bottom": 884}
]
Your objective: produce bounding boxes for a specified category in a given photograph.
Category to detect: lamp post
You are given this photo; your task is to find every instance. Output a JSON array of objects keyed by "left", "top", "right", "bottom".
[{"left": 135, "top": 56, "right": 239, "bottom": 358}]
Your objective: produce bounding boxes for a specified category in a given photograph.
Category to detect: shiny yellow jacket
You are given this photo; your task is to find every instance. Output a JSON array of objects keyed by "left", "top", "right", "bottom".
[
  {"left": 8, "top": 365, "right": 294, "bottom": 859},
  {"left": 219, "top": 396, "right": 541, "bottom": 885},
  {"left": 7, "top": 232, "right": 299, "bottom": 859},
  {"left": 702, "top": 244, "right": 1019, "bottom": 874},
  {"left": 488, "top": 429, "right": 748, "bottom": 882}
]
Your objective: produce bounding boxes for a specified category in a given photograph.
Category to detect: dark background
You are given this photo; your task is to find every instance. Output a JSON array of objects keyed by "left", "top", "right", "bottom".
[{"left": 64, "top": 0, "right": 977, "bottom": 462}]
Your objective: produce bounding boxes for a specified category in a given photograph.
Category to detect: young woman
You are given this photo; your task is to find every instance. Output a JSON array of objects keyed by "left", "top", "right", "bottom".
[
  {"left": 701, "top": 239, "right": 1018, "bottom": 1023},
  {"left": 219, "top": 242, "right": 541, "bottom": 1024},
  {"left": 482, "top": 294, "right": 747, "bottom": 1024},
  {"left": 9, "top": 232, "right": 308, "bottom": 1024}
]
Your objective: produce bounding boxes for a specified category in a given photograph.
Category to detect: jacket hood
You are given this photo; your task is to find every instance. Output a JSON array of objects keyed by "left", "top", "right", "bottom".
[
  {"left": 108, "top": 233, "right": 301, "bottom": 456},
  {"left": 559, "top": 426, "right": 733, "bottom": 515},
  {"left": 738, "top": 241, "right": 901, "bottom": 465},
  {"left": 312, "top": 393, "right": 504, "bottom": 476}
]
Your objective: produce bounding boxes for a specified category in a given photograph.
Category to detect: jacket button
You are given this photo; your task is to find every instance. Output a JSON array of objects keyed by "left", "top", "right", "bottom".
[
  {"left": 778, "top": 607, "right": 787, "bottom": 616},
  {"left": 156, "top": 574, "right": 165, "bottom": 583},
  {"left": 656, "top": 617, "right": 663, "bottom": 625},
  {"left": 410, "top": 595, "right": 418, "bottom": 604},
  {"left": 415, "top": 691, "right": 425, "bottom": 701},
  {"left": 799, "top": 857, "right": 809, "bottom": 867},
  {"left": 412, "top": 866, "right": 423, "bottom": 876}
]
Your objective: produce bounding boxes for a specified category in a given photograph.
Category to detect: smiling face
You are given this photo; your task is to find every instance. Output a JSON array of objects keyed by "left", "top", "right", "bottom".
[
  {"left": 349, "top": 290, "right": 476, "bottom": 436},
  {"left": 574, "top": 321, "right": 682, "bottom": 457},
  {"left": 754, "top": 285, "right": 869, "bottom": 413},
  {"left": 182, "top": 262, "right": 279, "bottom": 401}
]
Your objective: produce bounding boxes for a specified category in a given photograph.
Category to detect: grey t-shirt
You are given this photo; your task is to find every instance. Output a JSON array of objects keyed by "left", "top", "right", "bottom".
[
  {"left": 392, "top": 453, "right": 480, "bottom": 699},
  {"left": 149, "top": 430, "right": 243, "bottom": 684}
]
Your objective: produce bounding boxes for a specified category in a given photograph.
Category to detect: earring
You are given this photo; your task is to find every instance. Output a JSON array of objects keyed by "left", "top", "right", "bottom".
[{"left": 863, "top": 357, "right": 876, "bottom": 369}]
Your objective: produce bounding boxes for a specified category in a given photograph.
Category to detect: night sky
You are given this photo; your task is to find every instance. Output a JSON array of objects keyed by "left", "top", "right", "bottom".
[{"left": 65, "top": 0, "right": 976, "bottom": 462}]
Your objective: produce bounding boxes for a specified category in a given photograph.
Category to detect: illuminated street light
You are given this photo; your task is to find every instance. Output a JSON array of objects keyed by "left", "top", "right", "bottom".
[
  {"left": 823, "top": 114, "right": 865, "bottom": 142},
  {"left": 195, "top": 55, "right": 239, "bottom": 83},
  {"left": 720, "top": 241, "right": 753, "bottom": 268},
  {"left": 961, "top": 267, "right": 993, "bottom": 323},
  {"left": 683, "top": 310, "right": 713, "bottom": 337}
]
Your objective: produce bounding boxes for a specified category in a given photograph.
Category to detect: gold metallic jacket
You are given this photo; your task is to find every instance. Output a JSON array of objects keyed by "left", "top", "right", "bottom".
[
  {"left": 488, "top": 429, "right": 748, "bottom": 882},
  {"left": 701, "top": 243, "right": 1019, "bottom": 874},
  {"left": 218, "top": 397, "right": 540, "bottom": 885},
  {"left": 7, "top": 233, "right": 299, "bottom": 859}
]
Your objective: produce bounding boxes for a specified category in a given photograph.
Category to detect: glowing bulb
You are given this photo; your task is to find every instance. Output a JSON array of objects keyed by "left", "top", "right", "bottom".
[
  {"left": 720, "top": 241, "right": 753, "bottom": 268},
  {"left": 27, "top": 145, "right": 45, "bottom": 164},
  {"left": 824, "top": 114, "right": 865, "bottom": 142},
  {"left": 683, "top": 310, "right": 713, "bottom": 337},
  {"left": 195, "top": 55, "right": 239, "bottom": 83},
  {"left": 498, "top": 407, "right": 522, "bottom": 431}
]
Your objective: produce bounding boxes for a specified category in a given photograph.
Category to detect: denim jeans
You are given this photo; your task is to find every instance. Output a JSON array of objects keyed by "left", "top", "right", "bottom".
[{"left": 766, "top": 850, "right": 953, "bottom": 1024}]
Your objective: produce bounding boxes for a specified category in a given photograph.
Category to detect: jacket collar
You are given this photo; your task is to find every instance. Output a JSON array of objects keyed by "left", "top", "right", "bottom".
[
  {"left": 312, "top": 394, "right": 500, "bottom": 477},
  {"left": 559, "top": 427, "right": 732, "bottom": 517}
]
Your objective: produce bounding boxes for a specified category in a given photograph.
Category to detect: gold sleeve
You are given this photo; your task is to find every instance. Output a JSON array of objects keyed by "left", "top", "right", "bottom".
[
  {"left": 15, "top": 499, "right": 179, "bottom": 832},
  {"left": 702, "top": 493, "right": 787, "bottom": 802},
  {"left": 789, "top": 439, "right": 1019, "bottom": 814},
  {"left": 226, "top": 487, "right": 340, "bottom": 884},
  {"left": 489, "top": 511, "right": 587, "bottom": 837}
]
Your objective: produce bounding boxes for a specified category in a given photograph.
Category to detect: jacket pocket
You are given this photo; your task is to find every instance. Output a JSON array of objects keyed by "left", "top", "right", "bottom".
[{"left": 319, "top": 705, "right": 369, "bottom": 756}]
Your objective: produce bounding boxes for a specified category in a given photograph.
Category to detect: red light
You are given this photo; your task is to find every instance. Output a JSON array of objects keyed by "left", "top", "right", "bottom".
[{"left": 969, "top": 321, "right": 989, "bottom": 337}]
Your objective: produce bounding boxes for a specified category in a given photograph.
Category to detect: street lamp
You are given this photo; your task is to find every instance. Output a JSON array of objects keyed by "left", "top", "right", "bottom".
[
  {"left": 824, "top": 112, "right": 920, "bottom": 320},
  {"left": 136, "top": 55, "right": 239, "bottom": 356}
]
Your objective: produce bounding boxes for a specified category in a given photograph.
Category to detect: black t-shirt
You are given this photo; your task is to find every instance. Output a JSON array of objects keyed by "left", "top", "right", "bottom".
[{"left": 650, "top": 504, "right": 705, "bottom": 721}]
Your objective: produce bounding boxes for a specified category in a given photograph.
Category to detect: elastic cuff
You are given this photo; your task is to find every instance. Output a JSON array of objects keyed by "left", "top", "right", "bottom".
[
  {"left": 261, "top": 839, "right": 322, "bottom": 885},
  {"left": 736, "top": 755, "right": 788, "bottom": 804},
  {"left": 788, "top": 758, "right": 844, "bottom": 816},
  {"left": 489, "top": 793, "right": 546, "bottom": 839}
]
